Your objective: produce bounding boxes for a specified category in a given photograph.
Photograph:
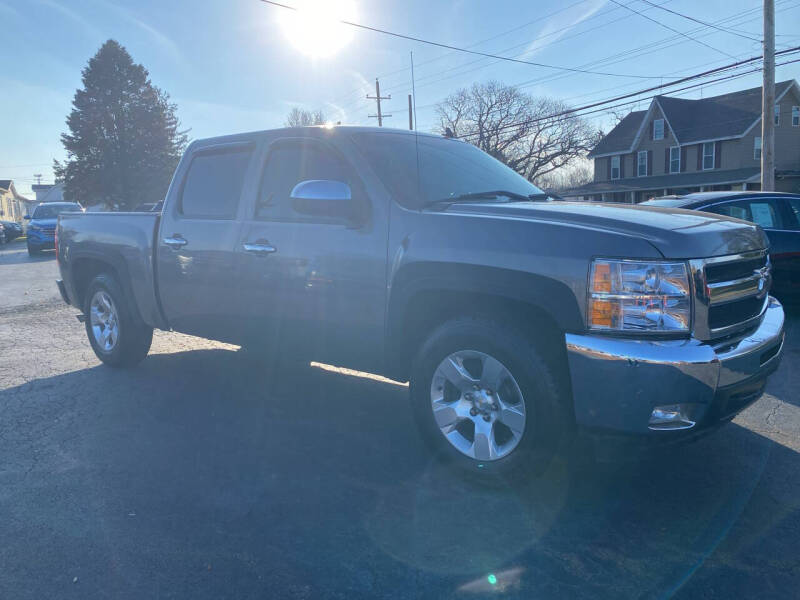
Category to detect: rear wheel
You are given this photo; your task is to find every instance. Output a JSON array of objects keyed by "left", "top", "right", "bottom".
[
  {"left": 84, "top": 273, "right": 153, "bottom": 367},
  {"left": 410, "top": 316, "right": 568, "bottom": 478},
  {"left": 27, "top": 243, "right": 39, "bottom": 256}
]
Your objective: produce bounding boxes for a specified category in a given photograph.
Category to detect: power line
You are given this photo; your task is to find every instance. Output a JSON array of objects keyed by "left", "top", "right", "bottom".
[
  {"left": 332, "top": 0, "right": 680, "bottom": 111},
  {"left": 369, "top": 0, "right": 783, "bottom": 107},
  {"left": 608, "top": 0, "right": 736, "bottom": 59},
  {"left": 636, "top": 0, "right": 762, "bottom": 42},
  {"left": 257, "top": 0, "right": 661, "bottom": 79},
  {"left": 452, "top": 47, "right": 800, "bottom": 142}
]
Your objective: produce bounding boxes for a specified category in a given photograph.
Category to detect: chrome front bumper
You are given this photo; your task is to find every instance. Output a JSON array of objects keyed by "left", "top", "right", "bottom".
[{"left": 565, "top": 297, "right": 785, "bottom": 435}]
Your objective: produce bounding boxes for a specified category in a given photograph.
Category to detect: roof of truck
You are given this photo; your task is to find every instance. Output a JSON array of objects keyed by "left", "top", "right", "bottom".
[{"left": 189, "top": 125, "right": 453, "bottom": 149}]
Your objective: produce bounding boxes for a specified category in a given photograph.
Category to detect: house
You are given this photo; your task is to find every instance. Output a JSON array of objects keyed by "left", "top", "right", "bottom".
[
  {"left": 0, "top": 180, "right": 32, "bottom": 222},
  {"left": 562, "top": 80, "right": 800, "bottom": 203},
  {"left": 32, "top": 182, "right": 65, "bottom": 204}
]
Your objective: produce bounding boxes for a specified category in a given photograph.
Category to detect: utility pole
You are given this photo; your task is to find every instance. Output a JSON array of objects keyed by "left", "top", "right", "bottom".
[
  {"left": 367, "top": 78, "right": 391, "bottom": 127},
  {"left": 761, "top": 0, "right": 775, "bottom": 191},
  {"left": 408, "top": 94, "right": 413, "bottom": 130}
]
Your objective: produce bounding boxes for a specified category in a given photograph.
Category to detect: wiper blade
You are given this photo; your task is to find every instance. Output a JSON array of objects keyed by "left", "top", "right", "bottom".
[{"left": 425, "top": 190, "right": 540, "bottom": 208}]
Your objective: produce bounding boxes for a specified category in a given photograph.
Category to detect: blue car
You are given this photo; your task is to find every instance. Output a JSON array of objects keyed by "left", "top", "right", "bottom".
[{"left": 25, "top": 202, "right": 83, "bottom": 256}]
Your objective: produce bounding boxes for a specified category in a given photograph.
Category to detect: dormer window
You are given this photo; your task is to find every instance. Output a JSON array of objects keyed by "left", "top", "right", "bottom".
[{"left": 653, "top": 119, "right": 664, "bottom": 140}]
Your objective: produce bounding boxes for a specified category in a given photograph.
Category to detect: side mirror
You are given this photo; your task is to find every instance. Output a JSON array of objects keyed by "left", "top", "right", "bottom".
[
  {"left": 290, "top": 180, "right": 354, "bottom": 220},
  {"left": 23, "top": 215, "right": 31, "bottom": 220}
]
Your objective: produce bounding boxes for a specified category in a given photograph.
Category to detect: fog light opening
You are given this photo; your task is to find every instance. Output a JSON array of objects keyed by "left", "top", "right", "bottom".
[{"left": 648, "top": 404, "right": 696, "bottom": 430}]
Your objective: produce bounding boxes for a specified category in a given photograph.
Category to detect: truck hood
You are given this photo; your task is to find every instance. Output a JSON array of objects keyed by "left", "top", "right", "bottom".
[{"left": 444, "top": 201, "right": 768, "bottom": 259}]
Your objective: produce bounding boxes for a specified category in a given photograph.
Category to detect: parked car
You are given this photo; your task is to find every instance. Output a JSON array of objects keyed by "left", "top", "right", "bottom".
[
  {"left": 0, "top": 220, "right": 23, "bottom": 242},
  {"left": 643, "top": 192, "right": 800, "bottom": 300},
  {"left": 0, "top": 222, "right": 5, "bottom": 245},
  {"left": 24, "top": 202, "right": 83, "bottom": 256},
  {"left": 55, "top": 126, "right": 784, "bottom": 476}
]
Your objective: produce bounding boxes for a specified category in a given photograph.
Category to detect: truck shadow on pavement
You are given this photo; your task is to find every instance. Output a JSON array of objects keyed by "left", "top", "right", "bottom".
[{"left": 0, "top": 347, "right": 798, "bottom": 599}]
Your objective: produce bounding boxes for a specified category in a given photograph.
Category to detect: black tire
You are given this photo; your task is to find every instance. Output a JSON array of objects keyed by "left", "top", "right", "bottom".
[
  {"left": 84, "top": 273, "right": 153, "bottom": 367},
  {"left": 27, "top": 244, "right": 39, "bottom": 256},
  {"left": 410, "top": 316, "right": 569, "bottom": 479}
]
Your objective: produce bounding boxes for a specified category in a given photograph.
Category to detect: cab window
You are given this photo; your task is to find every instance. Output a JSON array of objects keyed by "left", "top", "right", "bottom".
[
  {"left": 180, "top": 146, "right": 252, "bottom": 219},
  {"left": 256, "top": 141, "right": 355, "bottom": 222}
]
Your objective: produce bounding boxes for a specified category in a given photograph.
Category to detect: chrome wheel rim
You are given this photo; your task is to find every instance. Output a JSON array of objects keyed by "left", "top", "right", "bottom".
[
  {"left": 89, "top": 290, "right": 119, "bottom": 352},
  {"left": 430, "top": 350, "right": 527, "bottom": 461}
]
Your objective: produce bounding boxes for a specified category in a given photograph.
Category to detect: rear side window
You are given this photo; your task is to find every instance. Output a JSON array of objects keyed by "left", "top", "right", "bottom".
[
  {"left": 747, "top": 201, "right": 782, "bottom": 229},
  {"left": 180, "top": 147, "right": 252, "bottom": 218},
  {"left": 704, "top": 199, "right": 784, "bottom": 229},
  {"left": 256, "top": 141, "right": 352, "bottom": 221},
  {"left": 783, "top": 197, "right": 800, "bottom": 230},
  {"left": 704, "top": 201, "right": 751, "bottom": 222}
]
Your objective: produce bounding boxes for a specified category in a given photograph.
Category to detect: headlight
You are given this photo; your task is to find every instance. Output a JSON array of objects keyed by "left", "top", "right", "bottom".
[{"left": 588, "top": 259, "right": 691, "bottom": 333}]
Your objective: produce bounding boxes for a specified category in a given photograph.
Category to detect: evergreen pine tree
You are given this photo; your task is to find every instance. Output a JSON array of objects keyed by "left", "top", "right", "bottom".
[{"left": 59, "top": 40, "right": 188, "bottom": 210}]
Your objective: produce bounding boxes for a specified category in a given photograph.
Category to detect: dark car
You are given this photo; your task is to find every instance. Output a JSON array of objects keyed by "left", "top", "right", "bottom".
[
  {"left": 0, "top": 220, "right": 23, "bottom": 242},
  {"left": 0, "top": 222, "right": 5, "bottom": 244},
  {"left": 643, "top": 192, "right": 800, "bottom": 300},
  {"left": 25, "top": 202, "right": 83, "bottom": 256}
]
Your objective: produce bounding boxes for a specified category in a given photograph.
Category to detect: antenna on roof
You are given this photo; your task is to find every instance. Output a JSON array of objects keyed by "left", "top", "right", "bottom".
[{"left": 34, "top": 174, "right": 42, "bottom": 185}]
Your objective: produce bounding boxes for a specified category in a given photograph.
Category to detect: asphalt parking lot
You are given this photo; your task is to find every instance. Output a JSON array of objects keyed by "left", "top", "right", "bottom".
[{"left": 0, "top": 238, "right": 798, "bottom": 599}]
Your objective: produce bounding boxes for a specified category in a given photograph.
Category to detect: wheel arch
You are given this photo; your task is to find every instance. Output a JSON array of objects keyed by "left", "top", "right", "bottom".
[{"left": 385, "top": 262, "right": 582, "bottom": 384}]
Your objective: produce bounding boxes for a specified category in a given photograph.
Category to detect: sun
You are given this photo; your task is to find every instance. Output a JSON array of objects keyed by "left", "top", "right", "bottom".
[{"left": 279, "top": 0, "right": 357, "bottom": 58}]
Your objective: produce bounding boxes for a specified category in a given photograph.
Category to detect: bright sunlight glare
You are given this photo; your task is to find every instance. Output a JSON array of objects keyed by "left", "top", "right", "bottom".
[{"left": 279, "top": 0, "right": 357, "bottom": 58}]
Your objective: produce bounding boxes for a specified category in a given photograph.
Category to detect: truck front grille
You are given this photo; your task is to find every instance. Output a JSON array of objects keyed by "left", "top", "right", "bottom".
[{"left": 690, "top": 250, "right": 770, "bottom": 341}]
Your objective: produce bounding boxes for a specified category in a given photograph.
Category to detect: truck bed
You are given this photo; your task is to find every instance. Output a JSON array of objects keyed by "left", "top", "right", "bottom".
[{"left": 57, "top": 212, "right": 166, "bottom": 329}]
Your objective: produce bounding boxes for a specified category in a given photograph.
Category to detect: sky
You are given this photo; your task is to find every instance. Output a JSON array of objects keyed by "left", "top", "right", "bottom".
[{"left": 1, "top": 0, "right": 799, "bottom": 196}]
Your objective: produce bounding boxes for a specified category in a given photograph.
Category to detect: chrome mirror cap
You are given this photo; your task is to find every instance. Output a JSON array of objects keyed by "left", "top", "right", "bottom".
[{"left": 290, "top": 179, "right": 351, "bottom": 202}]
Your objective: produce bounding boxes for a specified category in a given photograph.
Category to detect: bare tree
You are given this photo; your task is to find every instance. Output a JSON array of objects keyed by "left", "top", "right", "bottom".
[
  {"left": 533, "top": 159, "right": 594, "bottom": 191},
  {"left": 435, "top": 81, "right": 600, "bottom": 182},
  {"left": 285, "top": 107, "right": 327, "bottom": 127}
]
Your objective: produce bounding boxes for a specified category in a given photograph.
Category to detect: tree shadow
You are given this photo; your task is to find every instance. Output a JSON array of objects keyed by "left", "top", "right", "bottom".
[{"left": 0, "top": 347, "right": 797, "bottom": 599}]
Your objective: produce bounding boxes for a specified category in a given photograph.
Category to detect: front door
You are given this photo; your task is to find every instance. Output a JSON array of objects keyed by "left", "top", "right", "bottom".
[
  {"left": 157, "top": 142, "right": 256, "bottom": 342},
  {"left": 235, "top": 135, "right": 388, "bottom": 372}
]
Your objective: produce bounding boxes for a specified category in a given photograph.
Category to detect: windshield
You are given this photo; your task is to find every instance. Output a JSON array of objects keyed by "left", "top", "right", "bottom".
[
  {"left": 641, "top": 198, "right": 690, "bottom": 208},
  {"left": 351, "top": 131, "right": 542, "bottom": 209},
  {"left": 32, "top": 203, "right": 82, "bottom": 219}
]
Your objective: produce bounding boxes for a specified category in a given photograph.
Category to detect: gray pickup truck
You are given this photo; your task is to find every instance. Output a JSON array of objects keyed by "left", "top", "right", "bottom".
[{"left": 56, "top": 126, "right": 785, "bottom": 474}]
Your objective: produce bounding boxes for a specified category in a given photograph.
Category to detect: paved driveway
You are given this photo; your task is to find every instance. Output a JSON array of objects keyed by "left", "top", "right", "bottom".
[{"left": 0, "top": 239, "right": 798, "bottom": 599}]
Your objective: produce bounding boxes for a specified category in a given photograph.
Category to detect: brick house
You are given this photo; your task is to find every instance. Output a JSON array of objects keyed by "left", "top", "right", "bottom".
[{"left": 563, "top": 80, "right": 800, "bottom": 202}]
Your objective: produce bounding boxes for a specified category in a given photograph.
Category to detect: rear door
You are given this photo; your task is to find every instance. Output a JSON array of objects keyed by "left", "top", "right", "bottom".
[
  {"left": 235, "top": 135, "right": 388, "bottom": 372},
  {"left": 156, "top": 141, "right": 256, "bottom": 342}
]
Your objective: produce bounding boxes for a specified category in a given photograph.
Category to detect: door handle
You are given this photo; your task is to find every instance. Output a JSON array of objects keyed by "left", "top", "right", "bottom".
[
  {"left": 163, "top": 235, "right": 188, "bottom": 248},
  {"left": 243, "top": 241, "right": 277, "bottom": 255}
]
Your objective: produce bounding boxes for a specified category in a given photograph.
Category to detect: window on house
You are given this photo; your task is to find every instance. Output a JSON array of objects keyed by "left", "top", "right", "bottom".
[
  {"left": 774, "top": 104, "right": 781, "bottom": 126},
  {"left": 669, "top": 146, "right": 680, "bottom": 173},
  {"left": 637, "top": 150, "right": 648, "bottom": 177},
  {"left": 702, "top": 142, "right": 715, "bottom": 170},
  {"left": 610, "top": 155, "right": 620, "bottom": 180},
  {"left": 792, "top": 106, "right": 799, "bottom": 126},
  {"left": 653, "top": 119, "right": 664, "bottom": 140},
  {"left": 754, "top": 136, "right": 762, "bottom": 160}
]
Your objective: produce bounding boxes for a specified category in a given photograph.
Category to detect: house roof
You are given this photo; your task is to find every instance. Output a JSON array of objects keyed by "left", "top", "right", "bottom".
[
  {"left": 589, "top": 110, "right": 646, "bottom": 157},
  {"left": 589, "top": 80, "right": 797, "bottom": 157},
  {"left": 0, "top": 180, "right": 11, "bottom": 191},
  {"left": 560, "top": 166, "right": 761, "bottom": 197}
]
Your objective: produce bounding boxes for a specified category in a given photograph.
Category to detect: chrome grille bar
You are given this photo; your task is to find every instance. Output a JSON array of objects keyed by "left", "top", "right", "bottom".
[{"left": 689, "top": 250, "right": 770, "bottom": 341}]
